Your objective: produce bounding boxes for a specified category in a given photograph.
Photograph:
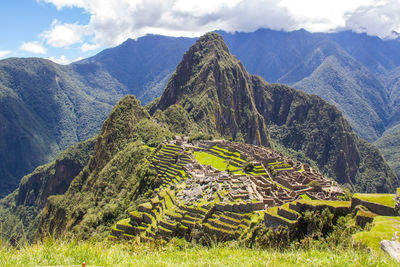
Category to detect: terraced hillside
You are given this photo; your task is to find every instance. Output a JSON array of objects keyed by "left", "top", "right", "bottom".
[{"left": 110, "top": 138, "right": 345, "bottom": 242}]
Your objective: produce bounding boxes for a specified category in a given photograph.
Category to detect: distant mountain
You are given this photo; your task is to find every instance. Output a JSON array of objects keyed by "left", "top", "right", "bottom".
[
  {"left": 0, "top": 36, "right": 195, "bottom": 197},
  {"left": 0, "top": 58, "right": 116, "bottom": 197},
  {"left": 74, "top": 35, "right": 196, "bottom": 105}
]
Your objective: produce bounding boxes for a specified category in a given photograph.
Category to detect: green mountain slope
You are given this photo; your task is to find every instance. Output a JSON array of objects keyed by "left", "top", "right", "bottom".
[
  {"left": 375, "top": 124, "right": 400, "bottom": 178},
  {"left": 278, "top": 41, "right": 390, "bottom": 141},
  {"left": 38, "top": 95, "right": 172, "bottom": 239},
  {"left": 0, "top": 36, "right": 195, "bottom": 197},
  {"left": 0, "top": 58, "right": 118, "bottom": 197}
]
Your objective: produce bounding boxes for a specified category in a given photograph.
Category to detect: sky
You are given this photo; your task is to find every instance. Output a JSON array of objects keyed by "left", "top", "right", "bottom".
[{"left": 1, "top": 0, "right": 400, "bottom": 64}]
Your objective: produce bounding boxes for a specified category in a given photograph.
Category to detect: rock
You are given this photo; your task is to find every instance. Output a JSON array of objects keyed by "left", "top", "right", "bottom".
[{"left": 380, "top": 240, "right": 400, "bottom": 262}]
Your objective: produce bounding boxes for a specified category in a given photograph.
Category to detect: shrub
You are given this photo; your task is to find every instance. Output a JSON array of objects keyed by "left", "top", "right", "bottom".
[{"left": 188, "top": 132, "right": 213, "bottom": 143}]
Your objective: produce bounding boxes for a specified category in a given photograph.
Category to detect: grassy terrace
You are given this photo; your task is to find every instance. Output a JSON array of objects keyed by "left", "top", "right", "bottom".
[
  {"left": 353, "top": 193, "right": 396, "bottom": 207},
  {"left": 265, "top": 207, "right": 296, "bottom": 224},
  {"left": 353, "top": 216, "right": 400, "bottom": 251},
  {"left": 194, "top": 151, "right": 245, "bottom": 174},
  {"left": 298, "top": 199, "right": 351, "bottom": 208},
  {"left": 1, "top": 239, "right": 397, "bottom": 266}
]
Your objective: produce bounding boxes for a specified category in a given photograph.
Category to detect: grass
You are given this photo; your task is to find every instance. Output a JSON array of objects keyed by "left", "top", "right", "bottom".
[
  {"left": 0, "top": 238, "right": 397, "bottom": 266},
  {"left": 353, "top": 216, "right": 400, "bottom": 251},
  {"left": 353, "top": 193, "right": 396, "bottom": 207},
  {"left": 298, "top": 199, "right": 351, "bottom": 208},
  {"left": 194, "top": 151, "right": 243, "bottom": 173}
]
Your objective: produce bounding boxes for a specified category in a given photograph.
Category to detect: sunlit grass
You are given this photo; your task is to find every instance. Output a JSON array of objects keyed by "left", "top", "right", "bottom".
[
  {"left": 353, "top": 216, "right": 400, "bottom": 251},
  {"left": 353, "top": 193, "right": 396, "bottom": 207},
  {"left": 0, "top": 238, "right": 397, "bottom": 267}
]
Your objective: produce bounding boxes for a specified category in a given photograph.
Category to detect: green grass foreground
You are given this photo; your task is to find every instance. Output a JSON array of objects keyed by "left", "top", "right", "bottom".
[{"left": 0, "top": 239, "right": 397, "bottom": 267}]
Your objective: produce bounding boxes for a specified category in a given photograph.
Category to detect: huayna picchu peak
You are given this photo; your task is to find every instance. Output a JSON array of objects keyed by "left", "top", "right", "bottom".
[{"left": 151, "top": 32, "right": 270, "bottom": 147}]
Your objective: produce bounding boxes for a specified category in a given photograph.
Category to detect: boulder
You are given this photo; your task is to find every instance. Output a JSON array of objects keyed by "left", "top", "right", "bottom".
[{"left": 380, "top": 240, "right": 400, "bottom": 262}]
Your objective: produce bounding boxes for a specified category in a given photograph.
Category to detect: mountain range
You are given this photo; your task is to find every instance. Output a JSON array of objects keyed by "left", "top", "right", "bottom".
[
  {"left": 0, "top": 29, "right": 400, "bottom": 198},
  {"left": 0, "top": 33, "right": 397, "bottom": 242}
]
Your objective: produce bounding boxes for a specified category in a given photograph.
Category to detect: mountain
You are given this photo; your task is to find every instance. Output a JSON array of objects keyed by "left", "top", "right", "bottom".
[
  {"left": 37, "top": 95, "right": 171, "bottom": 239},
  {"left": 74, "top": 35, "right": 195, "bottom": 105},
  {"left": 1, "top": 32, "right": 397, "bottom": 243},
  {"left": 150, "top": 33, "right": 270, "bottom": 146},
  {"left": 0, "top": 58, "right": 117, "bottom": 197},
  {"left": 286, "top": 40, "right": 390, "bottom": 141},
  {"left": 219, "top": 29, "right": 392, "bottom": 142}
]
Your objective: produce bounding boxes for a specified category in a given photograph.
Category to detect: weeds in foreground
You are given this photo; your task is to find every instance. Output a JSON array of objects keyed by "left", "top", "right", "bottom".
[{"left": 0, "top": 236, "right": 397, "bottom": 267}]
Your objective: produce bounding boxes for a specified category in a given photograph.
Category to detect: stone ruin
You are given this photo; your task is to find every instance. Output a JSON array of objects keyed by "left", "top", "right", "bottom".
[{"left": 110, "top": 137, "right": 346, "bottom": 242}]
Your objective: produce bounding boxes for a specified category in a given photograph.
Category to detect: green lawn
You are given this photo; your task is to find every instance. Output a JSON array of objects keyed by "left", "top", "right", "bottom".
[
  {"left": 353, "top": 193, "right": 396, "bottom": 207},
  {"left": 0, "top": 239, "right": 397, "bottom": 266},
  {"left": 353, "top": 216, "right": 400, "bottom": 251},
  {"left": 194, "top": 151, "right": 245, "bottom": 174}
]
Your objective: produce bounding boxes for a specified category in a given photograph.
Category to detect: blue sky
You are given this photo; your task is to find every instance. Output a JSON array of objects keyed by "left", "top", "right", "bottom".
[
  {"left": 0, "top": 0, "right": 97, "bottom": 63},
  {"left": 1, "top": 0, "right": 400, "bottom": 64}
]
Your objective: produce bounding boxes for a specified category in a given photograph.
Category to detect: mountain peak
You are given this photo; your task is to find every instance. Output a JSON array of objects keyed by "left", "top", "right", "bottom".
[
  {"left": 151, "top": 32, "right": 270, "bottom": 147},
  {"left": 191, "top": 32, "right": 230, "bottom": 54},
  {"left": 154, "top": 32, "right": 238, "bottom": 111}
]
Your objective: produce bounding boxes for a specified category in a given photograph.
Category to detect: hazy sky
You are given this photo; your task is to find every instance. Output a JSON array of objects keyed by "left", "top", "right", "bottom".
[{"left": 1, "top": 0, "right": 399, "bottom": 64}]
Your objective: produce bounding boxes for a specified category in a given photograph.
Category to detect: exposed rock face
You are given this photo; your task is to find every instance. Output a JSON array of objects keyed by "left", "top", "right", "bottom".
[
  {"left": 151, "top": 32, "right": 398, "bottom": 192},
  {"left": 151, "top": 32, "right": 270, "bottom": 147}
]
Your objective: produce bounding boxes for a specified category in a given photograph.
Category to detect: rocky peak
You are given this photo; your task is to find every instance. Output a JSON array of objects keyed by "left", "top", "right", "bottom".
[{"left": 152, "top": 32, "right": 270, "bottom": 146}]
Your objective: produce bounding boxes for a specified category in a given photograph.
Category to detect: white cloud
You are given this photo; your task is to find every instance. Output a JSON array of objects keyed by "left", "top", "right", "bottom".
[
  {"left": 42, "top": 19, "right": 86, "bottom": 47},
  {"left": 74, "top": 56, "right": 83, "bottom": 62},
  {"left": 40, "top": 0, "right": 297, "bottom": 47},
  {"left": 344, "top": 0, "right": 400, "bottom": 39},
  {"left": 81, "top": 43, "right": 100, "bottom": 52},
  {"left": 278, "top": 0, "right": 375, "bottom": 32},
  {"left": 39, "top": 0, "right": 400, "bottom": 50},
  {"left": 0, "top": 50, "right": 11, "bottom": 58},
  {"left": 47, "top": 55, "right": 70, "bottom": 64},
  {"left": 20, "top": 41, "right": 47, "bottom": 54}
]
